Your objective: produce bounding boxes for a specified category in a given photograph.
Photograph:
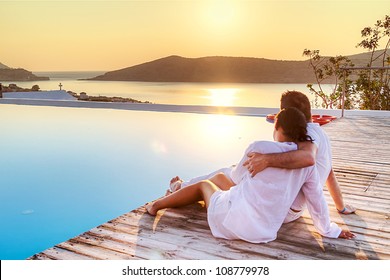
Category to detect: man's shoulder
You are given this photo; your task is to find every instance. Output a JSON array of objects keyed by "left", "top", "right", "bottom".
[
  {"left": 307, "top": 122, "right": 321, "bottom": 131},
  {"left": 307, "top": 122, "right": 329, "bottom": 140}
]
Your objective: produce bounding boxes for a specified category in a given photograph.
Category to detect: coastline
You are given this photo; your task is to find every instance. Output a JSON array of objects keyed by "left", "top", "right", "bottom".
[
  {"left": 0, "top": 98, "right": 277, "bottom": 116},
  {"left": 1, "top": 98, "right": 389, "bottom": 117}
]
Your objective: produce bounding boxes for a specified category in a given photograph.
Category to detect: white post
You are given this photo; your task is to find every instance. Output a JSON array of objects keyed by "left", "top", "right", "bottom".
[{"left": 341, "top": 69, "right": 346, "bottom": 118}]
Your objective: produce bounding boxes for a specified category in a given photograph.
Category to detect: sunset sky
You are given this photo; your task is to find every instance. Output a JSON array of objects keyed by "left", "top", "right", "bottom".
[{"left": 1, "top": 0, "right": 389, "bottom": 71}]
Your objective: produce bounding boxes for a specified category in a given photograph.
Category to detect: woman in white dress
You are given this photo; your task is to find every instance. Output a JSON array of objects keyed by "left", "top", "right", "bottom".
[{"left": 146, "top": 108, "right": 354, "bottom": 243}]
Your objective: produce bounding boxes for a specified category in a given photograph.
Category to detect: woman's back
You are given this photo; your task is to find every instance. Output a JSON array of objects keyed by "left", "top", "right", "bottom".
[{"left": 217, "top": 140, "right": 320, "bottom": 243}]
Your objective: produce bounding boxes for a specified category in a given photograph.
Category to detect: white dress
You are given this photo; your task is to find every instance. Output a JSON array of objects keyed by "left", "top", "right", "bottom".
[{"left": 206, "top": 141, "right": 341, "bottom": 243}]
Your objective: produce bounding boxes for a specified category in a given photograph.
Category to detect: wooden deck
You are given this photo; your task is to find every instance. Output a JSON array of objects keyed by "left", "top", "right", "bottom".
[{"left": 29, "top": 115, "right": 390, "bottom": 260}]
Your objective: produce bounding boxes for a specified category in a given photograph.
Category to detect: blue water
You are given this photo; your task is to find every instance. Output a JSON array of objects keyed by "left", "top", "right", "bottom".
[{"left": 0, "top": 104, "right": 274, "bottom": 259}]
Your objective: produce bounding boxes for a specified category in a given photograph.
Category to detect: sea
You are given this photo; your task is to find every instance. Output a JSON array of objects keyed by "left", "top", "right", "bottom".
[{"left": 4, "top": 71, "right": 335, "bottom": 108}]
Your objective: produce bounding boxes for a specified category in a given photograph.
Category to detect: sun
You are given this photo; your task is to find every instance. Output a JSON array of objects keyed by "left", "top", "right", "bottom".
[{"left": 204, "top": 0, "right": 238, "bottom": 29}]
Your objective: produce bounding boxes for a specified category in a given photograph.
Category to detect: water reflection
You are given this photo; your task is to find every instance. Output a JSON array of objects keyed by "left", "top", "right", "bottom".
[
  {"left": 0, "top": 104, "right": 274, "bottom": 259},
  {"left": 206, "top": 88, "right": 238, "bottom": 106},
  {"left": 151, "top": 139, "right": 168, "bottom": 155}
]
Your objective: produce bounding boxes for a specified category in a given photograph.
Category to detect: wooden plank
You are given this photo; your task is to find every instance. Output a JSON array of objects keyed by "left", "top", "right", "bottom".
[
  {"left": 29, "top": 247, "right": 94, "bottom": 260},
  {"left": 55, "top": 240, "right": 136, "bottom": 260}
]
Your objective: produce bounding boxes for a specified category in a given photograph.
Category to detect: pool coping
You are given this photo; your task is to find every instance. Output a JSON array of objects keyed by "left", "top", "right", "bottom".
[{"left": 1, "top": 98, "right": 390, "bottom": 118}]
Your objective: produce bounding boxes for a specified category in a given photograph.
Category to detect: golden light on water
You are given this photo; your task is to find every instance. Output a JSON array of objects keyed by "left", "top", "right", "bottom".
[
  {"left": 202, "top": 114, "right": 238, "bottom": 137},
  {"left": 207, "top": 88, "right": 238, "bottom": 107},
  {"left": 151, "top": 139, "right": 168, "bottom": 155}
]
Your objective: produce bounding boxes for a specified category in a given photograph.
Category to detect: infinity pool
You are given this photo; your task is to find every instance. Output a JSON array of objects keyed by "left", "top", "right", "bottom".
[{"left": 0, "top": 104, "right": 274, "bottom": 259}]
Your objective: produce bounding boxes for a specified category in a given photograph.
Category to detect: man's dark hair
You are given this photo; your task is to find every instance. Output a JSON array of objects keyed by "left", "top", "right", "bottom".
[{"left": 280, "top": 90, "right": 312, "bottom": 122}]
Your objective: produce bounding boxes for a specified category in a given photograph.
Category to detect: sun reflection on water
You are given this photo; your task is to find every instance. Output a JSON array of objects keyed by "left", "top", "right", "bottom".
[{"left": 207, "top": 88, "right": 238, "bottom": 106}]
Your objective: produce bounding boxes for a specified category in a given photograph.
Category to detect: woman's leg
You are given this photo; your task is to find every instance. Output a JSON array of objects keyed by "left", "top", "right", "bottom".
[
  {"left": 146, "top": 180, "right": 220, "bottom": 216},
  {"left": 170, "top": 166, "right": 234, "bottom": 193},
  {"left": 168, "top": 171, "right": 235, "bottom": 195},
  {"left": 209, "top": 172, "right": 235, "bottom": 191}
]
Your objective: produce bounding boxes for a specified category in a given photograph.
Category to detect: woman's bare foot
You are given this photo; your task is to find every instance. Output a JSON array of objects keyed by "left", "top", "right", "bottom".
[
  {"left": 145, "top": 202, "right": 158, "bottom": 216},
  {"left": 169, "top": 176, "right": 183, "bottom": 192}
]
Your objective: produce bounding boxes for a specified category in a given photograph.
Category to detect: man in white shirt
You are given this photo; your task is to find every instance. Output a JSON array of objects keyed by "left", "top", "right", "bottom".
[{"left": 244, "top": 91, "right": 356, "bottom": 221}]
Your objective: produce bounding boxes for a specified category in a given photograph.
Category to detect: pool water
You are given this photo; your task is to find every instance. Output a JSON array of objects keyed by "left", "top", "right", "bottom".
[{"left": 0, "top": 104, "right": 274, "bottom": 259}]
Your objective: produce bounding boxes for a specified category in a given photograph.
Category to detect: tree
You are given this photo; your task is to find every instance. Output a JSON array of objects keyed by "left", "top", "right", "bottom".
[
  {"left": 355, "top": 15, "right": 390, "bottom": 110},
  {"left": 305, "top": 15, "right": 390, "bottom": 111},
  {"left": 303, "top": 49, "right": 356, "bottom": 109}
]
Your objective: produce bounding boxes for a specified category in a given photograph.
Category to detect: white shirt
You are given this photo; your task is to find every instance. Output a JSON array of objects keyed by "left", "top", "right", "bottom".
[
  {"left": 286, "top": 123, "right": 333, "bottom": 213},
  {"left": 307, "top": 122, "right": 332, "bottom": 186},
  {"left": 209, "top": 141, "right": 341, "bottom": 243}
]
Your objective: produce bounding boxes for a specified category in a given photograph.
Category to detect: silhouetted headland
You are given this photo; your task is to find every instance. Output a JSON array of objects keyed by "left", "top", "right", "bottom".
[
  {"left": 87, "top": 55, "right": 318, "bottom": 83},
  {"left": 0, "top": 62, "right": 49, "bottom": 81},
  {"left": 86, "top": 51, "right": 386, "bottom": 84}
]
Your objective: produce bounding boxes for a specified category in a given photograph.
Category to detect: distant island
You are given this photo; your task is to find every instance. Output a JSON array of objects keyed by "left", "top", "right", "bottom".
[
  {"left": 86, "top": 51, "right": 383, "bottom": 84},
  {"left": 0, "top": 62, "right": 49, "bottom": 81},
  {"left": 87, "top": 55, "right": 316, "bottom": 83}
]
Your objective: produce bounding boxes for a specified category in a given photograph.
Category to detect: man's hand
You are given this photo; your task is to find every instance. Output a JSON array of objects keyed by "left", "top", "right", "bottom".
[
  {"left": 243, "top": 142, "right": 316, "bottom": 177},
  {"left": 243, "top": 152, "right": 269, "bottom": 177},
  {"left": 338, "top": 229, "right": 356, "bottom": 239}
]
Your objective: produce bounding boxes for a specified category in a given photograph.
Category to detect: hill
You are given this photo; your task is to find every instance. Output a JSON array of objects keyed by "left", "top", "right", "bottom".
[
  {"left": 88, "top": 50, "right": 389, "bottom": 84},
  {"left": 88, "top": 56, "right": 317, "bottom": 83},
  {"left": 347, "top": 49, "right": 389, "bottom": 67},
  {"left": 0, "top": 62, "right": 10, "bottom": 69},
  {"left": 0, "top": 67, "right": 49, "bottom": 81}
]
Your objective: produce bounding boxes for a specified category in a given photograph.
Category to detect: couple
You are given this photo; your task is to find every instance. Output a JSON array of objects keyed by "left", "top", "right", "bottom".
[{"left": 146, "top": 91, "right": 355, "bottom": 243}]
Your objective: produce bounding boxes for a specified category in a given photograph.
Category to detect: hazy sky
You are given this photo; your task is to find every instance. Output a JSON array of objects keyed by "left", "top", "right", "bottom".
[{"left": 1, "top": 0, "right": 389, "bottom": 71}]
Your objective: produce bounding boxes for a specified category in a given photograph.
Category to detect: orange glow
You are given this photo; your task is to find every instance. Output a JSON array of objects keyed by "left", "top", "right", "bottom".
[{"left": 0, "top": 1, "right": 388, "bottom": 71}]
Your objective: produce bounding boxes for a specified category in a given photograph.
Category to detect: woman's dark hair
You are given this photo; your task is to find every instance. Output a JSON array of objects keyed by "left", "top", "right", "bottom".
[
  {"left": 275, "top": 107, "right": 313, "bottom": 143},
  {"left": 280, "top": 90, "right": 312, "bottom": 122}
]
